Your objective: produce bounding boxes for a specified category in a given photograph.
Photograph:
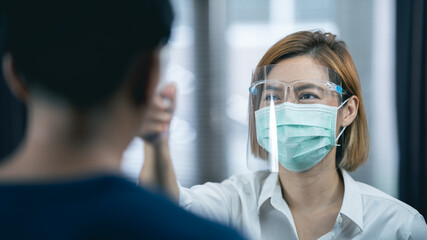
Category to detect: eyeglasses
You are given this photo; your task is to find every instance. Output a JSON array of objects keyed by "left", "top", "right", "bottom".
[{"left": 249, "top": 79, "right": 347, "bottom": 107}]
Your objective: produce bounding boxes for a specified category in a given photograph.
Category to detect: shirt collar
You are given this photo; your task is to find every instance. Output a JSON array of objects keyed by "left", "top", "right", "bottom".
[
  {"left": 257, "top": 172, "right": 279, "bottom": 212},
  {"left": 340, "top": 169, "right": 364, "bottom": 231},
  {"left": 256, "top": 169, "right": 365, "bottom": 232}
]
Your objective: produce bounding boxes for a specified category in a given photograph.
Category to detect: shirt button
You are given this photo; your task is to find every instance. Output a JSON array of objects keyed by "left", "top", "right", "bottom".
[{"left": 337, "top": 216, "right": 343, "bottom": 225}]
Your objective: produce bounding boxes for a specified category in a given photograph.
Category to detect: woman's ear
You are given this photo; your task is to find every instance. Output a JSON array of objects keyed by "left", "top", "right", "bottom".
[
  {"left": 341, "top": 95, "right": 359, "bottom": 127},
  {"left": 2, "top": 53, "right": 29, "bottom": 102}
]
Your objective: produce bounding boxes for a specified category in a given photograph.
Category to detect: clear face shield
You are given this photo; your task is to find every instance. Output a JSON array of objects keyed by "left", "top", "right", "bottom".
[{"left": 247, "top": 63, "right": 348, "bottom": 173}]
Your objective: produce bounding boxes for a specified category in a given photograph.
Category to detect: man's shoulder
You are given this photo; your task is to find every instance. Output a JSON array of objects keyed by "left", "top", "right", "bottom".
[
  {"left": 113, "top": 181, "right": 244, "bottom": 239},
  {"left": 0, "top": 175, "right": 244, "bottom": 239}
]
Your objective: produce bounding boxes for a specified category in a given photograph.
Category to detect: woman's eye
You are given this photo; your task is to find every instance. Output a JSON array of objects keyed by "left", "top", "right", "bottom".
[
  {"left": 299, "top": 93, "right": 319, "bottom": 100},
  {"left": 265, "top": 95, "right": 281, "bottom": 101}
]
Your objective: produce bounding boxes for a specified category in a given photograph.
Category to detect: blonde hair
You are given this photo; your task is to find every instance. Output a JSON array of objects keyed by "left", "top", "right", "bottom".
[{"left": 249, "top": 30, "right": 369, "bottom": 171}]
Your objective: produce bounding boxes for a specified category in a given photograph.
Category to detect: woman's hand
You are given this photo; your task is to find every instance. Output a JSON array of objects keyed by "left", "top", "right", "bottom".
[{"left": 139, "top": 83, "right": 176, "bottom": 142}]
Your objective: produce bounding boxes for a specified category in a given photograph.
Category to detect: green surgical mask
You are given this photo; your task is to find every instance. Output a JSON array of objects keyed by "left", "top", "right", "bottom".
[{"left": 254, "top": 101, "right": 347, "bottom": 172}]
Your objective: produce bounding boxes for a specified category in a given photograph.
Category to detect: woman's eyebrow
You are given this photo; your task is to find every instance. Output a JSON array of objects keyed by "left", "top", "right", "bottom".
[
  {"left": 265, "top": 85, "right": 283, "bottom": 92},
  {"left": 295, "top": 83, "right": 324, "bottom": 92}
]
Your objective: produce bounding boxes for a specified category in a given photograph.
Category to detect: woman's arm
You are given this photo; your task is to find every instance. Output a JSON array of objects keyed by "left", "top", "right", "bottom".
[
  {"left": 138, "top": 84, "right": 179, "bottom": 201},
  {"left": 140, "top": 138, "right": 179, "bottom": 201},
  {"left": 407, "top": 213, "right": 427, "bottom": 239}
]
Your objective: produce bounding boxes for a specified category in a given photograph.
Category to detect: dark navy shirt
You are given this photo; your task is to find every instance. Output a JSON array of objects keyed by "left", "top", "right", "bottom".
[{"left": 0, "top": 174, "right": 244, "bottom": 240}]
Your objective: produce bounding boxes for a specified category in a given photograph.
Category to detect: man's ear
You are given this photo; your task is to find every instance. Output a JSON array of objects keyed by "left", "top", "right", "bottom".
[
  {"left": 2, "top": 53, "right": 29, "bottom": 102},
  {"left": 128, "top": 48, "right": 161, "bottom": 106},
  {"left": 341, "top": 95, "right": 359, "bottom": 127}
]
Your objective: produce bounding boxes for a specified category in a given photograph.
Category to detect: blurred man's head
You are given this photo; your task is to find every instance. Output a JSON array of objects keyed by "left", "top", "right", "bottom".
[{"left": 0, "top": 0, "right": 173, "bottom": 109}]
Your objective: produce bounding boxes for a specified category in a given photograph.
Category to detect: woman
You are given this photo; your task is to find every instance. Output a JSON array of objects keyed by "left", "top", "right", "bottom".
[{"left": 140, "top": 30, "right": 427, "bottom": 240}]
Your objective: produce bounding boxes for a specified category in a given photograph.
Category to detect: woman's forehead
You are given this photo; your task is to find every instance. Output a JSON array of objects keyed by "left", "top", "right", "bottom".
[{"left": 267, "top": 56, "right": 329, "bottom": 82}]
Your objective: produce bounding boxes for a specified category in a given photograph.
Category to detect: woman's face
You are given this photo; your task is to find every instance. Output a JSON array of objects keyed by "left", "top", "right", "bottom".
[{"left": 256, "top": 56, "right": 347, "bottom": 172}]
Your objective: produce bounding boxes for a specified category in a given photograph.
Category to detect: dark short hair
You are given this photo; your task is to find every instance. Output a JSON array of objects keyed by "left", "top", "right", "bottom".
[{"left": 0, "top": 0, "right": 173, "bottom": 107}]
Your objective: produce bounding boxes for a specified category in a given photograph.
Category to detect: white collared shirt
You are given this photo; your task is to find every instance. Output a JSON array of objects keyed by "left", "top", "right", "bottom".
[{"left": 179, "top": 170, "right": 427, "bottom": 240}]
